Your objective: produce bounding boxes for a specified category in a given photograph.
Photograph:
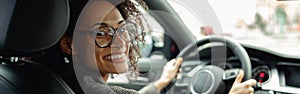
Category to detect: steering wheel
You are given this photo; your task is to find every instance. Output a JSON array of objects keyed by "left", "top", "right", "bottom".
[{"left": 162, "top": 35, "right": 252, "bottom": 94}]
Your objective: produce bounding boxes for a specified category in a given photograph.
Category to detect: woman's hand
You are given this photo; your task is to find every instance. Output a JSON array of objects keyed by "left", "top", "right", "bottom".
[
  {"left": 154, "top": 57, "right": 183, "bottom": 91},
  {"left": 229, "top": 70, "right": 257, "bottom": 94}
]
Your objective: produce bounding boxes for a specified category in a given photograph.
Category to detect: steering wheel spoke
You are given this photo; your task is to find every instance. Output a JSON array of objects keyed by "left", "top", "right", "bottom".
[{"left": 223, "top": 68, "right": 240, "bottom": 81}]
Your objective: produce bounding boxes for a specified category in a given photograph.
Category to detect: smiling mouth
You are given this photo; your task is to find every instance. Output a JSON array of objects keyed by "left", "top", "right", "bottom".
[{"left": 104, "top": 53, "right": 126, "bottom": 63}]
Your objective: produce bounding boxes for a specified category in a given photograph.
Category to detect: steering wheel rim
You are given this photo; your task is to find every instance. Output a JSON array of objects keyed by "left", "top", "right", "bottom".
[
  {"left": 162, "top": 35, "right": 252, "bottom": 94},
  {"left": 179, "top": 35, "right": 251, "bottom": 80}
]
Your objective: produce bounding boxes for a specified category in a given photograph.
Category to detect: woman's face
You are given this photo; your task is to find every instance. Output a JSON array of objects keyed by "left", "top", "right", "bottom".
[
  {"left": 94, "top": 7, "right": 131, "bottom": 74},
  {"left": 74, "top": 1, "right": 130, "bottom": 74}
]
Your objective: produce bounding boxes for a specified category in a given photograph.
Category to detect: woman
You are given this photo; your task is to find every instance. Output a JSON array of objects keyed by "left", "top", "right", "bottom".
[
  {"left": 61, "top": 0, "right": 182, "bottom": 93},
  {"left": 38, "top": 0, "right": 256, "bottom": 94}
]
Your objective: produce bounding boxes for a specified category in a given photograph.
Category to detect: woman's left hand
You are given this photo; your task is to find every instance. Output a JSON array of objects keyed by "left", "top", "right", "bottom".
[{"left": 154, "top": 57, "right": 183, "bottom": 91}]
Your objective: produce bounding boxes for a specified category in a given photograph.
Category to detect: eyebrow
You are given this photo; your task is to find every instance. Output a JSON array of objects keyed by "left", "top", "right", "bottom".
[{"left": 91, "top": 20, "right": 125, "bottom": 28}]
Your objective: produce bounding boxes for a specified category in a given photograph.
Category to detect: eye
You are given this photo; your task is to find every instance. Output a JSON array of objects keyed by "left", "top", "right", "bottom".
[
  {"left": 96, "top": 27, "right": 114, "bottom": 36},
  {"left": 96, "top": 31, "right": 106, "bottom": 36},
  {"left": 118, "top": 28, "right": 125, "bottom": 33}
]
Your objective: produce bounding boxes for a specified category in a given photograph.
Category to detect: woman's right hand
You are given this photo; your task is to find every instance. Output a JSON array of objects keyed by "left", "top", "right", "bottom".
[
  {"left": 229, "top": 70, "right": 257, "bottom": 94},
  {"left": 154, "top": 57, "right": 183, "bottom": 91}
]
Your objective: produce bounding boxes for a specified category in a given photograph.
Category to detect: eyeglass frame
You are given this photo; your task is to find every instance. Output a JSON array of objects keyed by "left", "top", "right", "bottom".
[{"left": 93, "top": 21, "right": 139, "bottom": 48}]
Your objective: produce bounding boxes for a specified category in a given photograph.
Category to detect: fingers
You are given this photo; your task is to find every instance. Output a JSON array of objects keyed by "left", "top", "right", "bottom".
[
  {"left": 234, "top": 70, "right": 244, "bottom": 84},
  {"left": 179, "top": 68, "right": 183, "bottom": 73},
  {"left": 242, "top": 79, "right": 257, "bottom": 87},
  {"left": 175, "top": 69, "right": 183, "bottom": 78},
  {"left": 174, "top": 57, "right": 183, "bottom": 69},
  {"left": 166, "top": 59, "right": 176, "bottom": 66},
  {"left": 166, "top": 57, "right": 183, "bottom": 68},
  {"left": 248, "top": 86, "right": 254, "bottom": 93},
  {"left": 230, "top": 71, "right": 256, "bottom": 94}
]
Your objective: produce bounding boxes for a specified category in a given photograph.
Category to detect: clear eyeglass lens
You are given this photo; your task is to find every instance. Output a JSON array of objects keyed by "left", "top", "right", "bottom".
[
  {"left": 95, "top": 27, "right": 114, "bottom": 47},
  {"left": 94, "top": 22, "right": 139, "bottom": 47}
]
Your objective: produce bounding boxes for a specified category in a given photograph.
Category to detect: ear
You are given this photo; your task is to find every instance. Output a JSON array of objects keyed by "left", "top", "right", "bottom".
[{"left": 60, "top": 34, "right": 72, "bottom": 54}]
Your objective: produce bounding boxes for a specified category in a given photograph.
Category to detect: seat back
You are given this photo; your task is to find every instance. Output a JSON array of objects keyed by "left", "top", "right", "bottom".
[
  {"left": 0, "top": 0, "right": 69, "bottom": 55},
  {"left": 0, "top": 0, "right": 74, "bottom": 93}
]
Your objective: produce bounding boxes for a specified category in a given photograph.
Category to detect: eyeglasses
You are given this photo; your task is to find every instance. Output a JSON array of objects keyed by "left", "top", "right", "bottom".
[{"left": 93, "top": 21, "right": 140, "bottom": 48}]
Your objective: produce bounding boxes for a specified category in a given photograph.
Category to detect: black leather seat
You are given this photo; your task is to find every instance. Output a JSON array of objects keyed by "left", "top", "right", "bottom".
[{"left": 0, "top": 0, "right": 74, "bottom": 94}]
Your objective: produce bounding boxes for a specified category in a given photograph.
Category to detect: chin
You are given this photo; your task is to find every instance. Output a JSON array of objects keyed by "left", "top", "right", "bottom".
[
  {"left": 114, "top": 70, "right": 127, "bottom": 74},
  {"left": 111, "top": 68, "right": 128, "bottom": 74},
  {"left": 113, "top": 64, "right": 129, "bottom": 74},
  {"left": 111, "top": 57, "right": 129, "bottom": 72}
]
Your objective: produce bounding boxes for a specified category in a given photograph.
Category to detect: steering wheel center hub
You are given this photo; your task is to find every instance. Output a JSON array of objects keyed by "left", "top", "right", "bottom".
[
  {"left": 192, "top": 70, "right": 214, "bottom": 93},
  {"left": 189, "top": 65, "right": 225, "bottom": 94}
]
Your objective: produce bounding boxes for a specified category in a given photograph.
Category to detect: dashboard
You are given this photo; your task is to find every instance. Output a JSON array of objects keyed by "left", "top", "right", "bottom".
[{"left": 175, "top": 43, "right": 300, "bottom": 94}]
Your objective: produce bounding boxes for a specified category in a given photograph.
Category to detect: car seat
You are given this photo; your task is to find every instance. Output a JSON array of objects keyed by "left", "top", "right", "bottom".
[{"left": 0, "top": 0, "right": 74, "bottom": 93}]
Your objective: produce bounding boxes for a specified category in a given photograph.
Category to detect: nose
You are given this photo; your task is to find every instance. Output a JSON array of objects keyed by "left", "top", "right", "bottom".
[{"left": 111, "top": 33, "right": 125, "bottom": 48}]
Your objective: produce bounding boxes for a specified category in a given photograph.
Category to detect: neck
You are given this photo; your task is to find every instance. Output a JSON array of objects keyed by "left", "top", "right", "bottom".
[{"left": 101, "top": 73, "right": 109, "bottom": 82}]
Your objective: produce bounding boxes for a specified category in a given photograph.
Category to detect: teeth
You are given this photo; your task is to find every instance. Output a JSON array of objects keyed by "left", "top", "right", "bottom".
[
  {"left": 105, "top": 56, "right": 110, "bottom": 60},
  {"left": 120, "top": 47, "right": 126, "bottom": 52},
  {"left": 105, "top": 53, "right": 125, "bottom": 60}
]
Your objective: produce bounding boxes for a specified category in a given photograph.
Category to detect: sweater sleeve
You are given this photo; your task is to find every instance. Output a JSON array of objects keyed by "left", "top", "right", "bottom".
[{"left": 138, "top": 83, "right": 160, "bottom": 94}]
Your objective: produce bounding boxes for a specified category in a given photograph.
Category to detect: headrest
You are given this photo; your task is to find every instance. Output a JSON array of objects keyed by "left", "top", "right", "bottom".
[{"left": 0, "top": 0, "right": 69, "bottom": 56}]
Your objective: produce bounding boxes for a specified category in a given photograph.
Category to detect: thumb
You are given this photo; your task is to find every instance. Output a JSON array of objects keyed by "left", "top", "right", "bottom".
[{"left": 233, "top": 70, "right": 244, "bottom": 84}]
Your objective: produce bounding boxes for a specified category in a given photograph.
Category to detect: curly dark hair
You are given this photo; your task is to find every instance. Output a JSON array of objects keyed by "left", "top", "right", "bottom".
[{"left": 115, "top": 0, "right": 149, "bottom": 79}]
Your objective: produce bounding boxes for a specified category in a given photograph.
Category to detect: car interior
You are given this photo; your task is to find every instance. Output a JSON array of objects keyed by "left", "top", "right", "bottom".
[
  {"left": 1, "top": 0, "right": 300, "bottom": 94},
  {"left": 0, "top": 0, "right": 74, "bottom": 94}
]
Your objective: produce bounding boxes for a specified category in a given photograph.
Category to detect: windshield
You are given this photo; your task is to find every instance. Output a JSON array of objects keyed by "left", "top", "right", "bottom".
[{"left": 168, "top": 0, "right": 300, "bottom": 56}]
